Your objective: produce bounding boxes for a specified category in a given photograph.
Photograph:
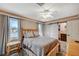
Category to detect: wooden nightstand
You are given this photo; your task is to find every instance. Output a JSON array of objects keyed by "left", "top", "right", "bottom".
[{"left": 6, "top": 41, "right": 21, "bottom": 56}]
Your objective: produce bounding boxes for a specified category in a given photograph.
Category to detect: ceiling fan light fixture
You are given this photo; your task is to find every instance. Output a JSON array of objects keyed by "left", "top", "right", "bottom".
[
  {"left": 37, "top": 3, "right": 44, "bottom": 6},
  {"left": 40, "top": 9, "right": 53, "bottom": 19}
]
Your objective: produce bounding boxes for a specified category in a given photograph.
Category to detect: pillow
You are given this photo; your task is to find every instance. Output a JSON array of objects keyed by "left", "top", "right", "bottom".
[
  {"left": 33, "top": 32, "right": 39, "bottom": 37},
  {"left": 29, "top": 31, "right": 34, "bottom": 38},
  {"left": 24, "top": 31, "right": 34, "bottom": 38},
  {"left": 24, "top": 31, "right": 28, "bottom": 38}
]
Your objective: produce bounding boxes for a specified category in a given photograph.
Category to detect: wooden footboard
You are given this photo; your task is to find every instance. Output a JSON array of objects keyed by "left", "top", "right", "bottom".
[{"left": 47, "top": 43, "right": 59, "bottom": 56}]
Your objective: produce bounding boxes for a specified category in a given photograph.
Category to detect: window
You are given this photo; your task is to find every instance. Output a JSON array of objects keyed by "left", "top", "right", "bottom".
[{"left": 8, "top": 17, "right": 19, "bottom": 42}]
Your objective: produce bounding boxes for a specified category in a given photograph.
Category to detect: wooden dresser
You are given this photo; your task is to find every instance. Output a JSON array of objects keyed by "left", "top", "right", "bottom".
[{"left": 66, "top": 40, "right": 79, "bottom": 56}]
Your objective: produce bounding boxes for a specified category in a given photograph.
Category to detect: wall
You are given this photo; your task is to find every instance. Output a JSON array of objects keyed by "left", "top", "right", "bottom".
[
  {"left": 21, "top": 19, "right": 38, "bottom": 29},
  {"left": 44, "top": 24, "right": 58, "bottom": 39},
  {"left": 67, "top": 19, "right": 79, "bottom": 41}
]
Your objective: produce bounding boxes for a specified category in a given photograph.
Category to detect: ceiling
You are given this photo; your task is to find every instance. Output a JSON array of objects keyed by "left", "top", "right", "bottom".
[{"left": 0, "top": 3, "right": 79, "bottom": 22}]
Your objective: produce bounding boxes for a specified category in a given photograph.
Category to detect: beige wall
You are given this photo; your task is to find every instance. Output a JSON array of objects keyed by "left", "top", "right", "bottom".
[{"left": 21, "top": 19, "right": 38, "bottom": 29}]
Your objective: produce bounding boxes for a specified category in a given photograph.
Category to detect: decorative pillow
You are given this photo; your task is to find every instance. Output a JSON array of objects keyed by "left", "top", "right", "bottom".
[
  {"left": 33, "top": 32, "right": 39, "bottom": 37},
  {"left": 29, "top": 31, "right": 34, "bottom": 38},
  {"left": 24, "top": 31, "right": 34, "bottom": 38},
  {"left": 24, "top": 31, "right": 28, "bottom": 38}
]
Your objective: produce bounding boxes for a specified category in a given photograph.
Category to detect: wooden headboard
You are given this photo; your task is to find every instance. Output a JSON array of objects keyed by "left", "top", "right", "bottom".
[
  {"left": 21, "top": 29, "right": 38, "bottom": 36},
  {"left": 22, "top": 29, "right": 38, "bottom": 32},
  {"left": 21, "top": 29, "right": 38, "bottom": 43}
]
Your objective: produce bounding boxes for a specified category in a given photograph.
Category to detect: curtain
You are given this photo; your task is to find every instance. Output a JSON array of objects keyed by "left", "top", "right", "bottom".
[
  {"left": 18, "top": 19, "right": 21, "bottom": 43},
  {"left": 38, "top": 23, "right": 44, "bottom": 36},
  {"left": 0, "top": 15, "right": 8, "bottom": 55}
]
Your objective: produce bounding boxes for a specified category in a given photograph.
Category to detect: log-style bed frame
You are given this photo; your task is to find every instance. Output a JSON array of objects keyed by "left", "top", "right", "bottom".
[{"left": 21, "top": 29, "right": 60, "bottom": 56}]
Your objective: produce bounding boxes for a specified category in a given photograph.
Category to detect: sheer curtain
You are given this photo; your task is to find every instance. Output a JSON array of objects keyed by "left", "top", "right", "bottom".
[
  {"left": 0, "top": 15, "right": 8, "bottom": 55},
  {"left": 38, "top": 23, "right": 44, "bottom": 36}
]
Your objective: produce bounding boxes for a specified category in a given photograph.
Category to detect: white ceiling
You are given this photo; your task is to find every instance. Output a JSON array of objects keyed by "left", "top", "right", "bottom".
[{"left": 0, "top": 3, "right": 79, "bottom": 22}]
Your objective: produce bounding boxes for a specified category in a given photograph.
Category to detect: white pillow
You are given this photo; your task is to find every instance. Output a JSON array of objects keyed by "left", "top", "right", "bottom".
[
  {"left": 29, "top": 32, "right": 34, "bottom": 38},
  {"left": 24, "top": 31, "right": 34, "bottom": 38},
  {"left": 34, "top": 32, "right": 39, "bottom": 37},
  {"left": 24, "top": 32, "right": 28, "bottom": 38}
]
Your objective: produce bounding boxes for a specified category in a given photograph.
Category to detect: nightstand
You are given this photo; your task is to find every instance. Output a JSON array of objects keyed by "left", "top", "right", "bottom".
[{"left": 6, "top": 41, "right": 21, "bottom": 56}]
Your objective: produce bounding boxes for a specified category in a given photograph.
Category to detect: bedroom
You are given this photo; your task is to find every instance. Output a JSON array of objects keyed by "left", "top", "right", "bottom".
[{"left": 0, "top": 3, "right": 79, "bottom": 56}]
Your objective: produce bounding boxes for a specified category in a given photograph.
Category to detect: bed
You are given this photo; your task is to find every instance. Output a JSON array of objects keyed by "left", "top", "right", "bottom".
[{"left": 21, "top": 29, "right": 59, "bottom": 56}]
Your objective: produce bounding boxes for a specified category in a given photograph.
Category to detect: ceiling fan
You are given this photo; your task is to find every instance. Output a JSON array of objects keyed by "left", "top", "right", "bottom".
[
  {"left": 36, "top": 3, "right": 44, "bottom": 6},
  {"left": 37, "top": 3, "right": 57, "bottom": 19}
]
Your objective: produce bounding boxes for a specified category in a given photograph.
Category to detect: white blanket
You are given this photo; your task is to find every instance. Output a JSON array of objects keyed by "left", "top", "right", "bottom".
[{"left": 23, "top": 36, "right": 58, "bottom": 56}]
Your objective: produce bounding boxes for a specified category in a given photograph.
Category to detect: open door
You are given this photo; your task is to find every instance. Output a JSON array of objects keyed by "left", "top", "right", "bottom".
[{"left": 66, "top": 20, "right": 79, "bottom": 56}]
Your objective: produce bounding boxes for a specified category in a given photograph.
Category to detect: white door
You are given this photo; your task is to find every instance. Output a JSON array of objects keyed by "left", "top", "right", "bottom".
[{"left": 66, "top": 19, "right": 79, "bottom": 56}]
